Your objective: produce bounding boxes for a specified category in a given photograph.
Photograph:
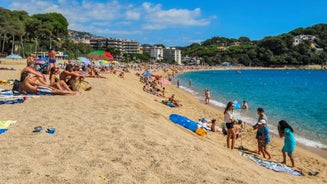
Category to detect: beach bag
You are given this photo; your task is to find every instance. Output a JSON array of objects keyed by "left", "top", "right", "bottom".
[
  {"left": 12, "top": 80, "right": 20, "bottom": 94},
  {"left": 71, "top": 80, "right": 91, "bottom": 91},
  {"left": 195, "top": 128, "right": 207, "bottom": 137}
]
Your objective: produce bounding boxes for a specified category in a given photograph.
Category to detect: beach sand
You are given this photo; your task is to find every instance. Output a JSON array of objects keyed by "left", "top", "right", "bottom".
[{"left": 0, "top": 59, "right": 326, "bottom": 183}]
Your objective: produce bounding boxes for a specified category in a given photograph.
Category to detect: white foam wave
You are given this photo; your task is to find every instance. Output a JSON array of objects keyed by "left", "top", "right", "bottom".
[
  {"left": 294, "top": 136, "right": 327, "bottom": 149},
  {"left": 179, "top": 85, "right": 199, "bottom": 96},
  {"left": 209, "top": 99, "right": 226, "bottom": 108}
]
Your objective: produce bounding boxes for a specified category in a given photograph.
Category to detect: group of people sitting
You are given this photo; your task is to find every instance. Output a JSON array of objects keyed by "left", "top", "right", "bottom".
[
  {"left": 18, "top": 61, "right": 97, "bottom": 96},
  {"left": 197, "top": 117, "right": 245, "bottom": 137}
]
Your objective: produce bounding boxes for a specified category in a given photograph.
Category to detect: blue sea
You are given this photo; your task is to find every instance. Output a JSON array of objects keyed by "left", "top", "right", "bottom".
[{"left": 175, "top": 70, "right": 327, "bottom": 149}]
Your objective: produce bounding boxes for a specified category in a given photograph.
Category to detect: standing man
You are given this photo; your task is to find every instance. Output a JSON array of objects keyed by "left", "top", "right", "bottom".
[
  {"left": 189, "top": 79, "right": 192, "bottom": 87},
  {"left": 205, "top": 88, "right": 210, "bottom": 104},
  {"left": 177, "top": 79, "right": 180, "bottom": 88},
  {"left": 48, "top": 47, "right": 57, "bottom": 72}
]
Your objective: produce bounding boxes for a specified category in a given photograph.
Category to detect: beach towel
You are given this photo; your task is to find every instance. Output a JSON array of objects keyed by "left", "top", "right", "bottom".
[
  {"left": 240, "top": 152, "right": 303, "bottom": 176},
  {"left": 0, "top": 89, "right": 13, "bottom": 95},
  {"left": 0, "top": 120, "right": 16, "bottom": 134},
  {"left": 0, "top": 97, "right": 24, "bottom": 105}
]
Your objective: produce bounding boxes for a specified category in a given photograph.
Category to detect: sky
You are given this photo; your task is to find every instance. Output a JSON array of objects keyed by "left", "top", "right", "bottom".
[{"left": 1, "top": 0, "right": 326, "bottom": 47}]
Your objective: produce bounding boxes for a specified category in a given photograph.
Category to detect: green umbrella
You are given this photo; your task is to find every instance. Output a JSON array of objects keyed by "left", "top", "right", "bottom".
[{"left": 88, "top": 50, "right": 114, "bottom": 60}]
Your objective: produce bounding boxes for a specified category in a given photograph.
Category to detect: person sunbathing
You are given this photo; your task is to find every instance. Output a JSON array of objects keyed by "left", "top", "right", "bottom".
[
  {"left": 167, "top": 94, "right": 182, "bottom": 107},
  {"left": 21, "top": 61, "right": 48, "bottom": 86},
  {"left": 234, "top": 120, "right": 245, "bottom": 139},
  {"left": 49, "top": 67, "right": 72, "bottom": 91},
  {"left": 19, "top": 71, "right": 77, "bottom": 95},
  {"left": 59, "top": 64, "right": 92, "bottom": 91}
]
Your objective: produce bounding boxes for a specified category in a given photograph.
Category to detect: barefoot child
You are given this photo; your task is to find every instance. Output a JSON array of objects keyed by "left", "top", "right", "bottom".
[
  {"left": 278, "top": 120, "right": 296, "bottom": 167},
  {"left": 258, "top": 119, "right": 271, "bottom": 159}
]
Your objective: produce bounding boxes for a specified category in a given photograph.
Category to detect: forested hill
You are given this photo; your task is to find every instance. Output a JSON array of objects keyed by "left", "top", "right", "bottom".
[{"left": 181, "top": 24, "right": 327, "bottom": 67}]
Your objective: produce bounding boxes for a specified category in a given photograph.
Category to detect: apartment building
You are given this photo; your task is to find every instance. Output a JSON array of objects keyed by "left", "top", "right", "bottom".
[
  {"left": 143, "top": 46, "right": 164, "bottom": 61},
  {"left": 89, "top": 38, "right": 141, "bottom": 54},
  {"left": 163, "top": 47, "right": 181, "bottom": 65}
]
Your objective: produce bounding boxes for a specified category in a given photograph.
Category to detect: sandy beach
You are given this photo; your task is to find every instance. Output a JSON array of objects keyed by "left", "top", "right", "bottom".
[{"left": 0, "top": 59, "right": 326, "bottom": 184}]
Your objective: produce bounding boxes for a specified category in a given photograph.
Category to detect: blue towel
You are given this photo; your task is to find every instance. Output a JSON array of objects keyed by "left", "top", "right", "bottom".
[{"left": 241, "top": 152, "right": 303, "bottom": 176}]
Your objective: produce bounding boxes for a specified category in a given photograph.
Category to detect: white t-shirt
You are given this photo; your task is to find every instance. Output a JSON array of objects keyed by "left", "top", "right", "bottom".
[{"left": 224, "top": 111, "right": 233, "bottom": 123}]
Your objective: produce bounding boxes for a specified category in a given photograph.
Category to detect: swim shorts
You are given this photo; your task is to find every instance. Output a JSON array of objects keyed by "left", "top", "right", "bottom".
[
  {"left": 49, "top": 59, "right": 56, "bottom": 63},
  {"left": 36, "top": 86, "right": 52, "bottom": 95}
]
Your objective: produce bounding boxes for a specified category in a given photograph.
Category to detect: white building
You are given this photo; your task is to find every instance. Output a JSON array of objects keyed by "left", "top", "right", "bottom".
[
  {"left": 293, "top": 35, "right": 316, "bottom": 45},
  {"left": 163, "top": 47, "right": 182, "bottom": 64},
  {"left": 142, "top": 46, "right": 164, "bottom": 61}
]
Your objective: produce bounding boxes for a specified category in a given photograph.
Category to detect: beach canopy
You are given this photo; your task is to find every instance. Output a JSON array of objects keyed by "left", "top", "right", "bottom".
[
  {"left": 88, "top": 50, "right": 114, "bottom": 60},
  {"left": 6, "top": 54, "right": 22, "bottom": 59}
]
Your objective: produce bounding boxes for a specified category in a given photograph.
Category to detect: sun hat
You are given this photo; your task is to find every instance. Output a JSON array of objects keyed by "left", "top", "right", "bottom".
[{"left": 199, "top": 118, "right": 208, "bottom": 123}]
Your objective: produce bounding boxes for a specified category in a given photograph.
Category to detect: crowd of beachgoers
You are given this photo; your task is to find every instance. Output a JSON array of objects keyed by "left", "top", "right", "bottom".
[{"left": 1, "top": 55, "right": 327, "bottom": 182}]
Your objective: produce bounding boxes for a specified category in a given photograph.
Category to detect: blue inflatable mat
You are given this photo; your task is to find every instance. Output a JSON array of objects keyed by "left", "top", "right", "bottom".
[{"left": 169, "top": 114, "right": 198, "bottom": 132}]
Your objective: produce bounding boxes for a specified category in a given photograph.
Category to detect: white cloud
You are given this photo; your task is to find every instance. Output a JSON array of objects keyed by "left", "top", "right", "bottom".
[
  {"left": 125, "top": 10, "right": 141, "bottom": 20},
  {"left": 141, "top": 3, "right": 212, "bottom": 30},
  {"left": 5, "top": 0, "right": 215, "bottom": 45}
]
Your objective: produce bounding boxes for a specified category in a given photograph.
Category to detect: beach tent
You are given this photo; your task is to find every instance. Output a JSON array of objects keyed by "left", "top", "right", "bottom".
[
  {"left": 88, "top": 50, "right": 114, "bottom": 60},
  {"left": 221, "top": 62, "right": 232, "bottom": 67},
  {"left": 6, "top": 54, "right": 22, "bottom": 59}
]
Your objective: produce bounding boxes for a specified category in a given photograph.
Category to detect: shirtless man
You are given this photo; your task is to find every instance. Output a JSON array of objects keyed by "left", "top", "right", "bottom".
[
  {"left": 26, "top": 54, "right": 36, "bottom": 64},
  {"left": 60, "top": 64, "right": 91, "bottom": 91},
  {"left": 48, "top": 47, "right": 57, "bottom": 72},
  {"left": 59, "top": 64, "right": 83, "bottom": 83},
  {"left": 22, "top": 61, "right": 48, "bottom": 85},
  {"left": 205, "top": 88, "right": 210, "bottom": 104},
  {"left": 19, "top": 71, "right": 77, "bottom": 95}
]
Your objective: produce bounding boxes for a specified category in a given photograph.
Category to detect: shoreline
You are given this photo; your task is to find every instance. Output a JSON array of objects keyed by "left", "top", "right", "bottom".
[
  {"left": 175, "top": 82, "right": 327, "bottom": 160},
  {"left": 173, "top": 69, "right": 327, "bottom": 160}
]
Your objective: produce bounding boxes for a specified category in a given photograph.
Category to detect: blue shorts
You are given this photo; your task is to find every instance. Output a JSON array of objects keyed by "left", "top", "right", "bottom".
[
  {"left": 36, "top": 86, "right": 52, "bottom": 95},
  {"left": 49, "top": 59, "right": 56, "bottom": 63}
]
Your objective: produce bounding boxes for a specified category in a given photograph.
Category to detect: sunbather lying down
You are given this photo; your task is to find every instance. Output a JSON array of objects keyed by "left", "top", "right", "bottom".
[
  {"left": 19, "top": 71, "right": 78, "bottom": 95},
  {"left": 163, "top": 94, "right": 182, "bottom": 107}
]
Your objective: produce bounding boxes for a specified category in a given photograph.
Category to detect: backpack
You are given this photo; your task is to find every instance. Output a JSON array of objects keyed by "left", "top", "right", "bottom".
[{"left": 12, "top": 80, "right": 20, "bottom": 94}]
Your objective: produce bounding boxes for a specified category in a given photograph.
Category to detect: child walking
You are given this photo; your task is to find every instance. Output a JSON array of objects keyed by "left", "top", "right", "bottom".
[
  {"left": 278, "top": 120, "right": 296, "bottom": 167},
  {"left": 258, "top": 119, "right": 271, "bottom": 159}
]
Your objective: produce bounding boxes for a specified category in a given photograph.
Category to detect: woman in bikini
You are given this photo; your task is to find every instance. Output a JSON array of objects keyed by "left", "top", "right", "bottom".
[
  {"left": 49, "top": 67, "right": 72, "bottom": 91},
  {"left": 224, "top": 101, "right": 236, "bottom": 150}
]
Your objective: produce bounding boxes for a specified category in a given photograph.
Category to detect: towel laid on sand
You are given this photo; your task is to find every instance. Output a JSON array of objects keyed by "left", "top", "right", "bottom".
[
  {"left": 0, "top": 120, "right": 16, "bottom": 134},
  {"left": 241, "top": 152, "right": 303, "bottom": 176}
]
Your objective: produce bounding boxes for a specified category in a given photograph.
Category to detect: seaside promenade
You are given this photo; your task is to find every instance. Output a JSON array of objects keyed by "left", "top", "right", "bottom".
[{"left": 0, "top": 59, "right": 326, "bottom": 183}]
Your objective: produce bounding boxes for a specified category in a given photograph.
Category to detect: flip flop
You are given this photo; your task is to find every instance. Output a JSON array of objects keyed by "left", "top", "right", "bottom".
[
  {"left": 33, "top": 126, "right": 43, "bottom": 133},
  {"left": 46, "top": 128, "right": 56, "bottom": 134},
  {"left": 308, "top": 171, "right": 319, "bottom": 176}
]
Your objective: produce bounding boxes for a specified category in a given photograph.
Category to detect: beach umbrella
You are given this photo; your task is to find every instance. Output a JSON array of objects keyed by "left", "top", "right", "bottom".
[
  {"left": 99, "top": 60, "right": 111, "bottom": 67},
  {"left": 88, "top": 50, "right": 114, "bottom": 60},
  {"left": 6, "top": 54, "right": 22, "bottom": 59},
  {"left": 77, "top": 57, "right": 92, "bottom": 65},
  {"left": 158, "top": 78, "right": 171, "bottom": 85},
  {"left": 99, "top": 60, "right": 109, "bottom": 64}
]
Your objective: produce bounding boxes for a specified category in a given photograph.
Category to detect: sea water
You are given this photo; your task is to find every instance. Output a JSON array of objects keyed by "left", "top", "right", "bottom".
[{"left": 175, "top": 70, "right": 327, "bottom": 149}]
